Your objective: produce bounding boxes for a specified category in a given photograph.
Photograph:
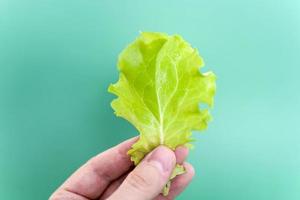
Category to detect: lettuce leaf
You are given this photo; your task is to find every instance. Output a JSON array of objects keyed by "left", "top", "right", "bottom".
[{"left": 108, "top": 32, "right": 216, "bottom": 195}]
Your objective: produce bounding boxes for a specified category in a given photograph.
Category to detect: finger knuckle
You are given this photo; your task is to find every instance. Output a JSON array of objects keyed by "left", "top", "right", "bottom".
[{"left": 127, "top": 172, "right": 152, "bottom": 191}]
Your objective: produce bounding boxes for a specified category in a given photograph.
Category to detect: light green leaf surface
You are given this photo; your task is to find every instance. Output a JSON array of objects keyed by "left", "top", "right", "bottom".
[{"left": 108, "top": 32, "right": 216, "bottom": 195}]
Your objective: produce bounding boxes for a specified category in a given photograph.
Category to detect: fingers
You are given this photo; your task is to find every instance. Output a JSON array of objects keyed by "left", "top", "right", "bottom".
[
  {"left": 155, "top": 162, "right": 195, "bottom": 200},
  {"left": 166, "top": 162, "right": 195, "bottom": 199},
  {"left": 175, "top": 146, "right": 189, "bottom": 164},
  {"left": 107, "top": 146, "right": 176, "bottom": 200},
  {"left": 155, "top": 146, "right": 193, "bottom": 200},
  {"left": 100, "top": 145, "right": 190, "bottom": 200},
  {"left": 50, "top": 141, "right": 193, "bottom": 200},
  {"left": 49, "top": 189, "right": 88, "bottom": 200},
  {"left": 99, "top": 172, "right": 129, "bottom": 200},
  {"left": 51, "top": 137, "right": 137, "bottom": 200}
]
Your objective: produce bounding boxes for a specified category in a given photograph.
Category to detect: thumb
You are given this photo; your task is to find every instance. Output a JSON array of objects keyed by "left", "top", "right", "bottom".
[{"left": 107, "top": 146, "right": 176, "bottom": 200}]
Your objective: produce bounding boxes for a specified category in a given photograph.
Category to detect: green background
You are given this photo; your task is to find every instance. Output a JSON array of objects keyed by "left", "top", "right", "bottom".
[{"left": 1, "top": 0, "right": 299, "bottom": 199}]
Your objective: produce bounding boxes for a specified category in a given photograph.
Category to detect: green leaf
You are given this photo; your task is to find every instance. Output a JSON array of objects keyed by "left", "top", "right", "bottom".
[{"left": 108, "top": 32, "right": 216, "bottom": 195}]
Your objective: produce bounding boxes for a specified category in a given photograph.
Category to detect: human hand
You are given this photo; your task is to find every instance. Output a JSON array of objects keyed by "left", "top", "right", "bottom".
[{"left": 49, "top": 137, "right": 195, "bottom": 200}]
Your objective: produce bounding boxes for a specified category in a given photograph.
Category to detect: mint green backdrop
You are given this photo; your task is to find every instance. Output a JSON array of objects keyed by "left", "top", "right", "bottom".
[{"left": 0, "top": 0, "right": 299, "bottom": 199}]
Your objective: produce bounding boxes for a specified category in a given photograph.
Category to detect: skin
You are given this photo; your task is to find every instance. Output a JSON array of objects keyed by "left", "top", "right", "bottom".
[{"left": 50, "top": 137, "right": 195, "bottom": 200}]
